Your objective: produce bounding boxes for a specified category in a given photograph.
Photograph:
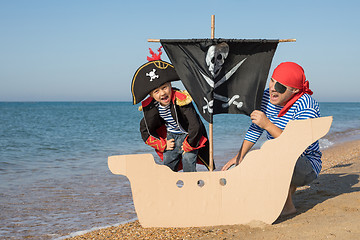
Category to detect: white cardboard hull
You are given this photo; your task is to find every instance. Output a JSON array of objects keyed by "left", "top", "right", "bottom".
[{"left": 108, "top": 117, "right": 332, "bottom": 227}]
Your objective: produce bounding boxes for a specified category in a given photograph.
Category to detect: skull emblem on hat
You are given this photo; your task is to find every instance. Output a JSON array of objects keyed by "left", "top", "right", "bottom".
[{"left": 146, "top": 69, "right": 159, "bottom": 82}]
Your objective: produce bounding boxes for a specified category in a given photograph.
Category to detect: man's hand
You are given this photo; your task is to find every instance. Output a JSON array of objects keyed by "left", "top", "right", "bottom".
[
  {"left": 166, "top": 139, "right": 175, "bottom": 150},
  {"left": 221, "top": 156, "right": 237, "bottom": 171},
  {"left": 250, "top": 110, "right": 283, "bottom": 138},
  {"left": 250, "top": 110, "right": 271, "bottom": 130}
]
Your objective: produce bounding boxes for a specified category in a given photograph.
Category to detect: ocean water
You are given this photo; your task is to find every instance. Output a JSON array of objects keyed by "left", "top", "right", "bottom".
[{"left": 0, "top": 101, "right": 359, "bottom": 239}]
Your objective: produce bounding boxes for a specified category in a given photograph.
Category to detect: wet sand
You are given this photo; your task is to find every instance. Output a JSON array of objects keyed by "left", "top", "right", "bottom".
[{"left": 66, "top": 139, "right": 360, "bottom": 240}]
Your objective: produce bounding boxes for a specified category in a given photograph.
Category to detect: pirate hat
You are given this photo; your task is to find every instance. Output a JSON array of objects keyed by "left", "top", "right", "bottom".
[{"left": 131, "top": 47, "right": 180, "bottom": 104}]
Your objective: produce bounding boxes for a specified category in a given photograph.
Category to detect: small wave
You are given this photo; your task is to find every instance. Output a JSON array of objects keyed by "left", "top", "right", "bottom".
[
  {"left": 319, "top": 138, "right": 334, "bottom": 150},
  {"left": 0, "top": 161, "right": 19, "bottom": 166},
  {"left": 0, "top": 161, "right": 22, "bottom": 173},
  {"left": 38, "top": 147, "right": 60, "bottom": 151},
  {"left": 325, "top": 128, "right": 360, "bottom": 145},
  {"left": 53, "top": 217, "right": 138, "bottom": 240}
]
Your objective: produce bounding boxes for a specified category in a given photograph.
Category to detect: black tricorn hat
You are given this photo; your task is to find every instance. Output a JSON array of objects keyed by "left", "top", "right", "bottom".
[{"left": 131, "top": 60, "right": 180, "bottom": 104}]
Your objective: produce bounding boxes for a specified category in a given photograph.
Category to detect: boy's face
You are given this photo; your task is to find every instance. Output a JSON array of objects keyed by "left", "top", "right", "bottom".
[{"left": 150, "top": 82, "right": 172, "bottom": 106}]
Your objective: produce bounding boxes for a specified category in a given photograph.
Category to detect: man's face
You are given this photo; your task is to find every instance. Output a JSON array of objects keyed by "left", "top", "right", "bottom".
[
  {"left": 269, "top": 78, "right": 298, "bottom": 106},
  {"left": 150, "top": 82, "right": 172, "bottom": 106}
]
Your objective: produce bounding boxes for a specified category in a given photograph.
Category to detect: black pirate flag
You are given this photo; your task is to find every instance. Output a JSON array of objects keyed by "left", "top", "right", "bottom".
[{"left": 161, "top": 39, "right": 278, "bottom": 123}]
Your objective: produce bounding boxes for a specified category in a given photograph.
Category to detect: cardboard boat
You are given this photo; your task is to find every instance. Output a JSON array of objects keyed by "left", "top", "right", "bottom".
[{"left": 108, "top": 116, "right": 332, "bottom": 227}]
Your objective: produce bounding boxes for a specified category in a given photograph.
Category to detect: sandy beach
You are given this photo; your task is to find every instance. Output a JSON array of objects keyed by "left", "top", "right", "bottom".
[{"left": 66, "top": 139, "right": 360, "bottom": 240}]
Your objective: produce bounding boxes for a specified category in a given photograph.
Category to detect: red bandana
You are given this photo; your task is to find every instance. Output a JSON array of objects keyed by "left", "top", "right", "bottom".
[{"left": 272, "top": 62, "right": 313, "bottom": 117}]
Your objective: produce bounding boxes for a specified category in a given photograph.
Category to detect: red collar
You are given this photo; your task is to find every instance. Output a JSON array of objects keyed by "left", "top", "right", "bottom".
[
  {"left": 171, "top": 89, "right": 187, "bottom": 103},
  {"left": 141, "top": 96, "right": 154, "bottom": 108}
]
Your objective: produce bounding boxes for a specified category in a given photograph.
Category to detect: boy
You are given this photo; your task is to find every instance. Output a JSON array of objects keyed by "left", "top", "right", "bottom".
[{"left": 131, "top": 48, "right": 210, "bottom": 172}]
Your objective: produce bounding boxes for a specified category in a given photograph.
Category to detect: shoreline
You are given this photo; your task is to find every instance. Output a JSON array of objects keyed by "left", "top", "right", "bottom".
[{"left": 64, "top": 139, "right": 360, "bottom": 240}]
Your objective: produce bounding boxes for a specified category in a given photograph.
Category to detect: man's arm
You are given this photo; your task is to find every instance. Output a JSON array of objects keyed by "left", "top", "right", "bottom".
[
  {"left": 221, "top": 140, "right": 254, "bottom": 171},
  {"left": 221, "top": 109, "right": 283, "bottom": 171},
  {"left": 250, "top": 110, "right": 283, "bottom": 138}
]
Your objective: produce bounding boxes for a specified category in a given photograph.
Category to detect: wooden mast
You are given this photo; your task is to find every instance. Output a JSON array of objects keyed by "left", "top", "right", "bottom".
[{"left": 209, "top": 15, "right": 215, "bottom": 171}]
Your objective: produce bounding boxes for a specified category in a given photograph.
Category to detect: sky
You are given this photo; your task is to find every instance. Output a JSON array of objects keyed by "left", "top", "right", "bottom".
[{"left": 1, "top": 0, "right": 359, "bottom": 102}]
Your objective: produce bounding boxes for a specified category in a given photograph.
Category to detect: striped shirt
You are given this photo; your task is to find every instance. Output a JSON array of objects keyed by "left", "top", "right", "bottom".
[
  {"left": 244, "top": 88, "right": 322, "bottom": 175},
  {"left": 156, "top": 102, "right": 184, "bottom": 134}
]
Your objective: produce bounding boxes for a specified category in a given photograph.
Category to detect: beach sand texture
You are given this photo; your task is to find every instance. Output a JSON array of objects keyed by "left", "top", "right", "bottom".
[{"left": 66, "top": 140, "right": 360, "bottom": 240}]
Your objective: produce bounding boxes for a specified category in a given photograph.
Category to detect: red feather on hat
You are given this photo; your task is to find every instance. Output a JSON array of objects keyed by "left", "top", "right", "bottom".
[{"left": 147, "top": 46, "right": 163, "bottom": 61}]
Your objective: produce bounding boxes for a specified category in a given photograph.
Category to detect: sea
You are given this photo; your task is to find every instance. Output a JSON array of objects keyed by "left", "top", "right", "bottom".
[{"left": 0, "top": 102, "right": 359, "bottom": 239}]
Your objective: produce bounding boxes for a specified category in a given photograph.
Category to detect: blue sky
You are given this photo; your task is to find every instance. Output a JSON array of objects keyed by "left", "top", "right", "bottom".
[{"left": 1, "top": 0, "right": 359, "bottom": 102}]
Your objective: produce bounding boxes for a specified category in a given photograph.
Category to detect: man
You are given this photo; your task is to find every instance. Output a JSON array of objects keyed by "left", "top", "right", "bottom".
[{"left": 222, "top": 62, "right": 321, "bottom": 216}]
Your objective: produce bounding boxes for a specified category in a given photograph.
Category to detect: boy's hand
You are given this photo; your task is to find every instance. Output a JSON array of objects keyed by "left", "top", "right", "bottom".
[{"left": 166, "top": 139, "right": 175, "bottom": 150}]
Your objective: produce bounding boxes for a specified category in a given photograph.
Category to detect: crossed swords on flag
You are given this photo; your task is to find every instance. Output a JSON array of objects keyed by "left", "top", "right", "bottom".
[{"left": 199, "top": 58, "right": 247, "bottom": 114}]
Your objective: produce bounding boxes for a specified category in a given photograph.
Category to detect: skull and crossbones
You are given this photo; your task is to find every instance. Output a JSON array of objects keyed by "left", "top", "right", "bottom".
[
  {"left": 205, "top": 42, "right": 229, "bottom": 78},
  {"left": 146, "top": 69, "right": 159, "bottom": 81},
  {"left": 201, "top": 43, "right": 246, "bottom": 113}
]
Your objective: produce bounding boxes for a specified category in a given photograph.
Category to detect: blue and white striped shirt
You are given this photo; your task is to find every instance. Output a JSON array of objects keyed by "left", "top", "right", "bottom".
[
  {"left": 244, "top": 88, "right": 322, "bottom": 175},
  {"left": 156, "top": 102, "right": 184, "bottom": 134}
]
